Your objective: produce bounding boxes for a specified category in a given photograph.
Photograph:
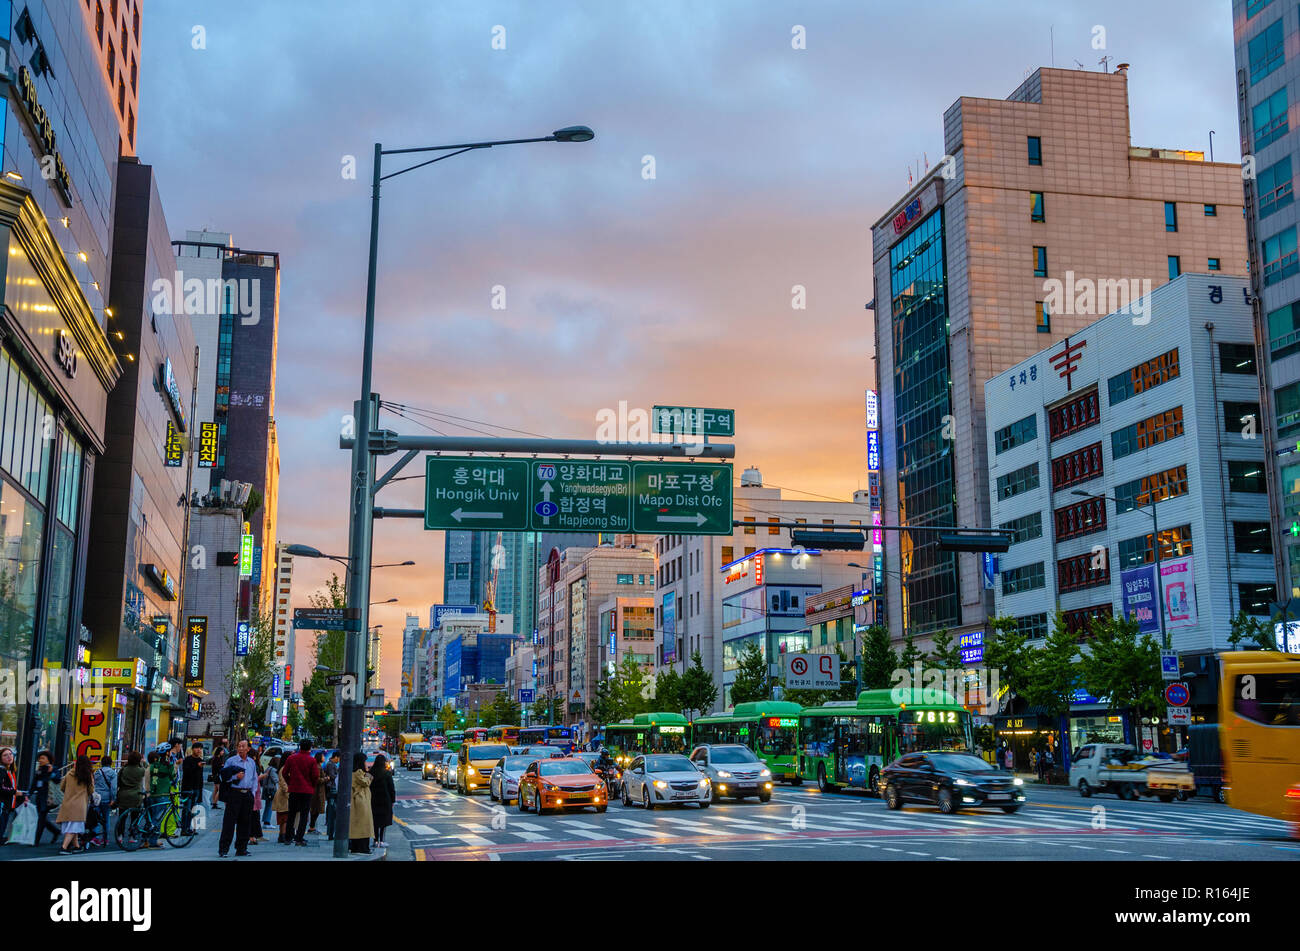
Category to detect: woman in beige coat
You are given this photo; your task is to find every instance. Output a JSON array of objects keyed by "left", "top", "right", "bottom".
[
  {"left": 56, "top": 755, "right": 95, "bottom": 854},
  {"left": 271, "top": 761, "right": 291, "bottom": 844},
  {"left": 349, "top": 753, "right": 373, "bottom": 854}
]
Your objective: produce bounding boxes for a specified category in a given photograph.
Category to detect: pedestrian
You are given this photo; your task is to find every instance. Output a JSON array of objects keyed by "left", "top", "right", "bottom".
[
  {"left": 209, "top": 743, "right": 226, "bottom": 810},
  {"left": 309, "top": 752, "right": 327, "bottom": 833},
  {"left": 248, "top": 748, "right": 265, "bottom": 845},
  {"left": 179, "top": 743, "right": 204, "bottom": 835},
  {"left": 143, "top": 751, "right": 174, "bottom": 848},
  {"left": 349, "top": 752, "right": 373, "bottom": 855},
  {"left": 30, "top": 751, "right": 65, "bottom": 848},
  {"left": 1003, "top": 745, "right": 1014, "bottom": 771},
  {"left": 216, "top": 739, "right": 257, "bottom": 858},
  {"left": 323, "top": 751, "right": 341, "bottom": 840},
  {"left": 260, "top": 756, "right": 280, "bottom": 827},
  {"left": 168, "top": 739, "right": 184, "bottom": 774},
  {"left": 370, "top": 753, "right": 394, "bottom": 850},
  {"left": 272, "top": 757, "right": 291, "bottom": 843},
  {"left": 0, "top": 747, "right": 21, "bottom": 844},
  {"left": 116, "top": 750, "right": 148, "bottom": 825},
  {"left": 1044, "top": 747, "right": 1055, "bottom": 780},
  {"left": 281, "top": 739, "right": 320, "bottom": 846},
  {"left": 92, "top": 755, "right": 117, "bottom": 847},
  {"left": 55, "top": 755, "right": 94, "bottom": 854}
]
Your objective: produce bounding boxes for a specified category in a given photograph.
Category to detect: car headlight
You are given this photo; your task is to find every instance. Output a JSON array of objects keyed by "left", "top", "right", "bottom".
[
  {"left": 467, "top": 767, "right": 477, "bottom": 776},
  {"left": 954, "top": 778, "right": 971, "bottom": 786},
  {"left": 698, "top": 779, "right": 709, "bottom": 788},
  {"left": 716, "top": 770, "right": 731, "bottom": 778},
  {"left": 1013, "top": 778, "right": 1024, "bottom": 786},
  {"left": 653, "top": 780, "right": 667, "bottom": 789},
  {"left": 759, "top": 769, "right": 771, "bottom": 778}
]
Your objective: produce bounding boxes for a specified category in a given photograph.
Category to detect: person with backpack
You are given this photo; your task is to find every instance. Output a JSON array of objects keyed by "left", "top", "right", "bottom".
[
  {"left": 30, "top": 751, "right": 65, "bottom": 848},
  {"left": 92, "top": 755, "right": 117, "bottom": 847},
  {"left": 260, "top": 755, "right": 280, "bottom": 827}
]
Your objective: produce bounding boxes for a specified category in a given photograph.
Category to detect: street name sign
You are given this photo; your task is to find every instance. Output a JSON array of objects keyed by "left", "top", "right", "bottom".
[
  {"left": 293, "top": 608, "right": 362, "bottom": 632},
  {"left": 651, "top": 405, "right": 735, "bottom": 437},
  {"left": 424, "top": 455, "right": 732, "bottom": 535}
]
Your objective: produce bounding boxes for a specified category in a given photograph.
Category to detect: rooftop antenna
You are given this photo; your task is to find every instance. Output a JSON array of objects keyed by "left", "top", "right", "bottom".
[
  {"left": 1050, "top": 26, "right": 1054, "bottom": 67},
  {"left": 1074, "top": 59, "right": 1086, "bottom": 70},
  {"left": 1099, "top": 55, "right": 1112, "bottom": 72}
]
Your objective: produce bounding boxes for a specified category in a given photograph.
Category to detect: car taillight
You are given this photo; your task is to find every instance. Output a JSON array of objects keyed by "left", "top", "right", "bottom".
[{"left": 1286, "top": 786, "right": 1300, "bottom": 800}]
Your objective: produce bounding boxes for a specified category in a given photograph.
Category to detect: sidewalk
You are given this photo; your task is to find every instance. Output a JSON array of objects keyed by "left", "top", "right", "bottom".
[{"left": 1, "top": 805, "right": 381, "bottom": 862}]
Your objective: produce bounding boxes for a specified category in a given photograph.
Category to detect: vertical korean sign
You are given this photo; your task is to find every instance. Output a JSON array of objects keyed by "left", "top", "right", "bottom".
[
  {"left": 197, "top": 421, "right": 219, "bottom": 468},
  {"left": 239, "top": 534, "right": 254, "bottom": 576},
  {"left": 1120, "top": 565, "right": 1159, "bottom": 636},
  {"left": 164, "top": 421, "right": 184, "bottom": 468},
  {"left": 185, "top": 616, "right": 207, "bottom": 689}
]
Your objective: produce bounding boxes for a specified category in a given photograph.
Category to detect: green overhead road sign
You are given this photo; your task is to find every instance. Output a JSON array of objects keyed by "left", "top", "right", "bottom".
[
  {"left": 652, "top": 405, "right": 735, "bottom": 437},
  {"left": 631, "top": 461, "right": 733, "bottom": 534},
  {"left": 423, "top": 455, "right": 733, "bottom": 534}
]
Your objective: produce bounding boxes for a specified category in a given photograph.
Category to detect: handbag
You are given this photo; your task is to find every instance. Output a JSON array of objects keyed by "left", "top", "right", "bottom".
[
  {"left": 5, "top": 802, "right": 37, "bottom": 846},
  {"left": 47, "top": 776, "right": 64, "bottom": 808}
]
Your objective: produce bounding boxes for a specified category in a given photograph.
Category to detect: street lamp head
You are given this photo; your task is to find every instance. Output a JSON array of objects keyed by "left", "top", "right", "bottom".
[
  {"left": 285, "top": 543, "right": 325, "bottom": 558},
  {"left": 1070, "top": 490, "right": 1095, "bottom": 499},
  {"left": 552, "top": 125, "right": 595, "bottom": 143},
  {"left": 400, "top": 560, "right": 415, "bottom": 566}
]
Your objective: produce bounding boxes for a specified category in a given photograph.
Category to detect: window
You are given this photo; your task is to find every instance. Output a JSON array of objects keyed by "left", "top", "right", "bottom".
[
  {"left": 744, "top": 546, "right": 755, "bottom": 557},
  {"left": 1054, "top": 496, "right": 1107, "bottom": 542},
  {"left": 1063, "top": 604, "right": 1114, "bottom": 637},
  {"left": 1036, "top": 301, "right": 1050, "bottom": 333},
  {"left": 1224, "top": 400, "right": 1261, "bottom": 435},
  {"left": 1228, "top": 460, "right": 1268, "bottom": 493},
  {"left": 1258, "top": 155, "right": 1294, "bottom": 218},
  {"left": 1057, "top": 551, "right": 1110, "bottom": 593},
  {"left": 1219, "top": 341, "right": 1258, "bottom": 375},
  {"left": 1002, "top": 562, "right": 1045, "bottom": 596},
  {"left": 1050, "top": 443, "right": 1104, "bottom": 491},
  {"left": 1033, "top": 246, "right": 1048, "bottom": 278},
  {"left": 1279, "top": 379, "right": 1300, "bottom": 438},
  {"left": 1233, "top": 522, "right": 1274, "bottom": 555},
  {"left": 1015, "top": 613, "right": 1049, "bottom": 640},
  {"left": 768, "top": 519, "right": 780, "bottom": 536},
  {"left": 1263, "top": 225, "right": 1299, "bottom": 285},
  {"left": 1204, "top": 204, "right": 1217, "bottom": 217},
  {"left": 1238, "top": 583, "right": 1279, "bottom": 617},
  {"left": 995, "top": 414, "right": 1037, "bottom": 454},
  {"left": 996, "top": 462, "right": 1039, "bottom": 500},
  {"left": 1114, "top": 465, "right": 1189, "bottom": 513},
  {"left": 617, "top": 574, "right": 634, "bottom": 585},
  {"left": 1208, "top": 258, "right": 1221, "bottom": 271},
  {"left": 106, "top": 38, "right": 115, "bottom": 81},
  {"left": 1252, "top": 87, "right": 1288, "bottom": 148},
  {"left": 95, "top": 1, "right": 104, "bottom": 44},
  {"left": 1250, "top": 18, "right": 1286, "bottom": 84},
  {"left": 1117, "top": 525, "right": 1193, "bottom": 570},
  {"left": 1108, "top": 348, "right": 1180, "bottom": 406},
  {"left": 1048, "top": 391, "right": 1100, "bottom": 441},
  {"left": 1268, "top": 304, "right": 1300, "bottom": 360},
  {"left": 721, "top": 546, "right": 733, "bottom": 564},
  {"left": 1027, "top": 136, "right": 1042, "bottom": 166},
  {"left": 1030, "top": 192, "right": 1045, "bottom": 222},
  {"left": 1247, "top": 0, "right": 1275, "bottom": 18},
  {"left": 1000, "top": 511, "right": 1043, "bottom": 545},
  {"left": 1168, "top": 256, "right": 1181, "bottom": 280},
  {"left": 743, "top": 516, "right": 755, "bottom": 535},
  {"left": 1111, "top": 407, "right": 1184, "bottom": 460},
  {"left": 1164, "top": 202, "right": 1178, "bottom": 232}
]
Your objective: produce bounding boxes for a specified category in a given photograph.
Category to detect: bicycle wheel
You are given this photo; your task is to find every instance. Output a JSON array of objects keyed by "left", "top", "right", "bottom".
[
  {"left": 161, "top": 803, "right": 193, "bottom": 848},
  {"left": 115, "top": 808, "right": 145, "bottom": 852}
]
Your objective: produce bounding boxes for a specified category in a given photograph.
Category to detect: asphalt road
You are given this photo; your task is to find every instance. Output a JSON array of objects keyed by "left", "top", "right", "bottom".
[{"left": 387, "top": 766, "right": 1300, "bottom": 862}]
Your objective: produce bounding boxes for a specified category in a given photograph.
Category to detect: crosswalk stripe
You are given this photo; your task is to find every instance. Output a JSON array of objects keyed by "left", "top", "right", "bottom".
[
  {"left": 658, "top": 817, "right": 734, "bottom": 836},
  {"left": 509, "top": 821, "right": 547, "bottom": 831},
  {"left": 509, "top": 831, "right": 552, "bottom": 842},
  {"left": 452, "top": 833, "right": 493, "bottom": 846},
  {"left": 714, "top": 815, "right": 792, "bottom": 832},
  {"left": 609, "top": 818, "right": 676, "bottom": 837},
  {"left": 404, "top": 823, "right": 437, "bottom": 835}
]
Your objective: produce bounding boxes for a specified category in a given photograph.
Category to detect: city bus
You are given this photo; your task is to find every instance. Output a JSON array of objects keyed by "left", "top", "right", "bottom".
[
  {"left": 464, "top": 727, "right": 490, "bottom": 744},
  {"left": 1218, "top": 650, "right": 1300, "bottom": 821},
  {"left": 602, "top": 712, "right": 690, "bottom": 764},
  {"left": 799, "top": 688, "right": 974, "bottom": 794},
  {"left": 445, "top": 730, "right": 466, "bottom": 751},
  {"left": 690, "top": 701, "right": 803, "bottom": 784},
  {"left": 486, "top": 724, "right": 520, "bottom": 746},
  {"left": 518, "top": 724, "right": 573, "bottom": 753}
]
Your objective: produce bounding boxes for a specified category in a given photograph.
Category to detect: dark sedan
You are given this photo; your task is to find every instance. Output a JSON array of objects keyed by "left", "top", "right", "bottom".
[{"left": 881, "top": 751, "right": 1025, "bottom": 814}]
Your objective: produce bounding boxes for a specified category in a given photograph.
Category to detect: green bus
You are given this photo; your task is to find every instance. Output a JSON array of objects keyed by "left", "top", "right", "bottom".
[
  {"left": 690, "top": 701, "right": 803, "bottom": 784},
  {"left": 602, "top": 712, "right": 690, "bottom": 764},
  {"left": 798, "top": 688, "right": 974, "bottom": 795},
  {"left": 445, "top": 730, "right": 466, "bottom": 752}
]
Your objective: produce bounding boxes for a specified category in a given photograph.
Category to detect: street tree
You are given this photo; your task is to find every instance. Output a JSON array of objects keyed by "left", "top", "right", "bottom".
[
  {"left": 437, "top": 702, "right": 458, "bottom": 734},
  {"left": 898, "top": 631, "right": 924, "bottom": 671},
  {"left": 488, "top": 691, "right": 521, "bottom": 726},
  {"left": 1018, "top": 613, "right": 1083, "bottom": 764},
  {"left": 983, "top": 615, "right": 1033, "bottom": 700},
  {"left": 928, "top": 628, "right": 964, "bottom": 671},
  {"left": 613, "top": 655, "right": 650, "bottom": 718},
  {"left": 588, "top": 674, "right": 622, "bottom": 726},
  {"left": 301, "top": 573, "right": 348, "bottom": 741},
  {"left": 679, "top": 650, "right": 718, "bottom": 719},
  {"left": 652, "top": 666, "right": 683, "bottom": 715},
  {"left": 729, "top": 643, "right": 771, "bottom": 705},
  {"left": 860, "top": 626, "right": 898, "bottom": 690},
  {"left": 224, "top": 610, "right": 276, "bottom": 742},
  {"left": 531, "top": 692, "right": 562, "bottom": 725},
  {"left": 1227, "top": 610, "right": 1279, "bottom": 651},
  {"left": 1079, "top": 613, "right": 1165, "bottom": 721}
]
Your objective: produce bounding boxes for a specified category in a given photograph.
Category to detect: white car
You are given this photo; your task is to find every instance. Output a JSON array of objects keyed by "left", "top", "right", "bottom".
[
  {"left": 621, "top": 753, "right": 710, "bottom": 809},
  {"left": 489, "top": 754, "right": 536, "bottom": 804}
]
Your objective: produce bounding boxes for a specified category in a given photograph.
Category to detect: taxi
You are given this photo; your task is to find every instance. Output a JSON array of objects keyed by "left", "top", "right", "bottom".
[
  {"left": 457, "top": 743, "right": 510, "bottom": 795},
  {"left": 516, "top": 757, "right": 608, "bottom": 814}
]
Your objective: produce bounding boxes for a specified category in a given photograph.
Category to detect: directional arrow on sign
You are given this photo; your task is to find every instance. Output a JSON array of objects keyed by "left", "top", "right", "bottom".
[
  {"left": 657, "top": 513, "right": 708, "bottom": 526},
  {"left": 539, "top": 482, "right": 554, "bottom": 525},
  {"left": 450, "top": 508, "right": 504, "bottom": 522}
]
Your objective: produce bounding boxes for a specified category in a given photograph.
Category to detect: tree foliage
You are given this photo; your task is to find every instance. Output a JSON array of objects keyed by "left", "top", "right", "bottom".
[
  {"left": 1227, "top": 610, "right": 1279, "bottom": 651},
  {"left": 679, "top": 650, "right": 718, "bottom": 718},
  {"left": 1079, "top": 613, "right": 1165, "bottom": 719},
  {"left": 860, "top": 625, "right": 898, "bottom": 690},
  {"left": 729, "top": 643, "right": 771, "bottom": 706},
  {"left": 651, "top": 666, "right": 683, "bottom": 716},
  {"left": 927, "top": 628, "right": 964, "bottom": 671},
  {"left": 1019, "top": 612, "right": 1081, "bottom": 720}
]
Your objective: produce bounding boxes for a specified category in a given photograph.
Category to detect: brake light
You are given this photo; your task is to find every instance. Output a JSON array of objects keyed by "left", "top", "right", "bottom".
[{"left": 1285, "top": 786, "right": 1300, "bottom": 800}]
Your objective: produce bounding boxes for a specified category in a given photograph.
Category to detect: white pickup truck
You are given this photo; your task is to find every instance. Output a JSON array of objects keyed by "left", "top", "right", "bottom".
[{"left": 1070, "top": 743, "right": 1194, "bottom": 802}]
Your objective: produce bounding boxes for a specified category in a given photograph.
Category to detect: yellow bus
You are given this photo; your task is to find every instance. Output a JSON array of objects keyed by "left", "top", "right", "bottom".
[
  {"left": 486, "top": 724, "right": 520, "bottom": 745},
  {"left": 1218, "top": 650, "right": 1300, "bottom": 821}
]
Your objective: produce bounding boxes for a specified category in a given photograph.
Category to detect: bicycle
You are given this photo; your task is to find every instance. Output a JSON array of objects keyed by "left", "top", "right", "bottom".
[{"left": 114, "top": 791, "right": 194, "bottom": 851}]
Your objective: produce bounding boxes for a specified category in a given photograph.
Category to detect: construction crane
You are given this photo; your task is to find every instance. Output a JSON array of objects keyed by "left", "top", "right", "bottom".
[{"left": 484, "top": 531, "right": 504, "bottom": 632}]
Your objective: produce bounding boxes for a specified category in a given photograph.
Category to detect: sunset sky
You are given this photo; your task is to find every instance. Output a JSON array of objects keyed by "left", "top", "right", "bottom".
[{"left": 136, "top": 0, "right": 1241, "bottom": 696}]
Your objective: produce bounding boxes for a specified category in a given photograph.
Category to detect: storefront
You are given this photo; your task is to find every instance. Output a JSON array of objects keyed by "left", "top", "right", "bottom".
[
  {"left": 993, "top": 713, "right": 1057, "bottom": 771},
  {"left": 0, "top": 181, "right": 120, "bottom": 781}
]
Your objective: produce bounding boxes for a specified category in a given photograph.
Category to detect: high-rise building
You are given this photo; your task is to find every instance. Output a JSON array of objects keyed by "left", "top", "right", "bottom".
[
  {"left": 871, "top": 66, "right": 1248, "bottom": 642},
  {"left": 180, "top": 502, "right": 246, "bottom": 737},
  {"left": 443, "top": 530, "right": 486, "bottom": 605},
  {"left": 0, "top": 0, "right": 127, "bottom": 782},
  {"left": 173, "top": 232, "right": 281, "bottom": 606},
  {"left": 1232, "top": 0, "right": 1300, "bottom": 602},
  {"left": 272, "top": 543, "right": 295, "bottom": 708},
  {"left": 77, "top": 0, "right": 141, "bottom": 154},
  {"left": 83, "top": 157, "right": 194, "bottom": 751}
]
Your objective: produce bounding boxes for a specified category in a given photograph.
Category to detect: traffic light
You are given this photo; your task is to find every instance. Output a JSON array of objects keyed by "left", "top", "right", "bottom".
[
  {"left": 1291, "top": 520, "right": 1299, "bottom": 537},
  {"left": 938, "top": 531, "right": 1011, "bottom": 553},
  {"left": 790, "top": 529, "right": 865, "bottom": 551}
]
